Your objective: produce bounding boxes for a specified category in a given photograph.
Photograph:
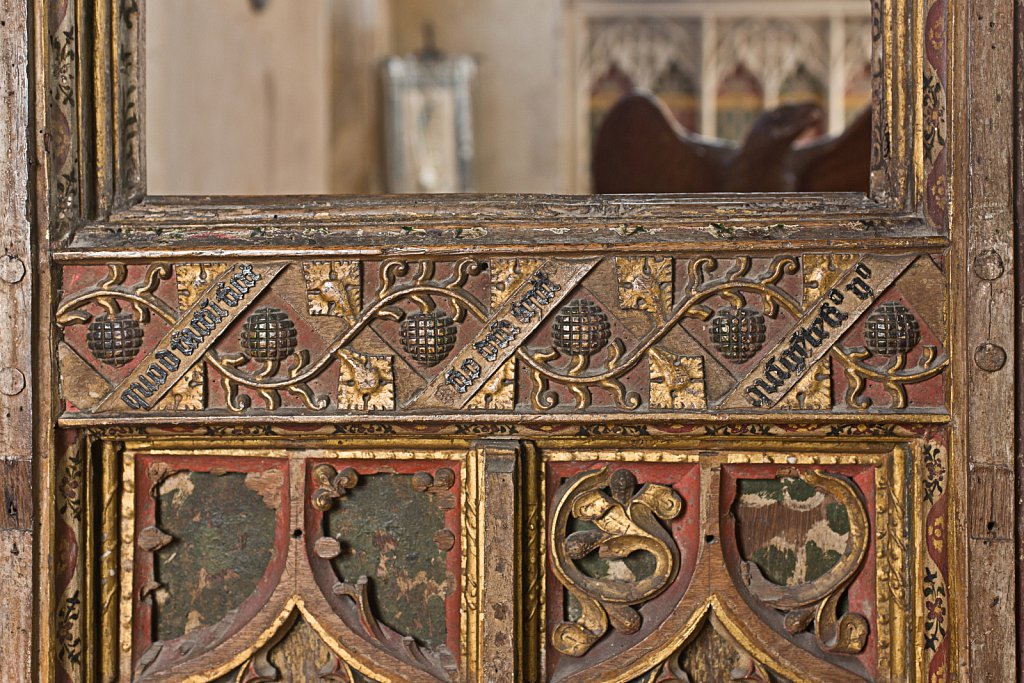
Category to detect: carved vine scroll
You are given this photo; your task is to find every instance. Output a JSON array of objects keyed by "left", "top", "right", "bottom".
[
  {"left": 550, "top": 467, "right": 684, "bottom": 656},
  {"left": 55, "top": 253, "right": 949, "bottom": 420}
]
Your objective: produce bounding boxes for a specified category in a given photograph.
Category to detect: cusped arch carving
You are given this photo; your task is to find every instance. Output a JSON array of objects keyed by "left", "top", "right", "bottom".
[
  {"left": 548, "top": 461, "right": 878, "bottom": 683},
  {"left": 131, "top": 458, "right": 455, "bottom": 683},
  {"left": 735, "top": 470, "right": 871, "bottom": 656},
  {"left": 639, "top": 598, "right": 858, "bottom": 682}
]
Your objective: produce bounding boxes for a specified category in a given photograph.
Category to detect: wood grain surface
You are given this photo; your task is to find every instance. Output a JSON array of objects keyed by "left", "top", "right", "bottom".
[
  {"left": 954, "top": 0, "right": 1018, "bottom": 679},
  {"left": 5, "top": 0, "right": 1021, "bottom": 679},
  {"left": 0, "top": 0, "right": 33, "bottom": 680}
]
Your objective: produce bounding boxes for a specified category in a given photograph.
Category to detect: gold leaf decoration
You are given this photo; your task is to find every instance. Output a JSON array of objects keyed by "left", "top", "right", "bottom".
[
  {"left": 614, "top": 256, "right": 673, "bottom": 318},
  {"left": 801, "top": 254, "right": 856, "bottom": 307},
  {"left": 310, "top": 463, "right": 359, "bottom": 511},
  {"left": 174, "top": 262, "right": 228, "bottom": 307},
  {"left": 158, "top": 366, "right": 205, "bottom": 410},
  {"left": 336, "top": 349, "right": 394, "bottom": 411},
  {"left": 235, "top": 611, "right": 358, "bottom": 683},
  {"left": 649, "top": 348, "right": 706, "bottom": 410},
  {"left": 551, "top": 467, "right": 684, "bottom": 656},
  {"left": 302, "top": 260, "right": 362, "bottom": 323},
  {"left": 779, "top": 361, "right": 832, "bottom": 410},
  {"left": 467, "top": 359, "right": 516, "bottom": 410},
  {"left": 490, "top": 258, "right": 543, "bottom": 310},
  {"left": 157, "top": 263, "right": 228, "bottom": 410}
]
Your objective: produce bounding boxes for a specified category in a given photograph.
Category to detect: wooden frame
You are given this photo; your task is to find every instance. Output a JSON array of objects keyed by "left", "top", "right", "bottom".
[
  {"left": 58, "top": 0, "right": 922, "bottom": 256},
  {"left": 0, "top": 0, "right": 1016, "bottom": 680}
]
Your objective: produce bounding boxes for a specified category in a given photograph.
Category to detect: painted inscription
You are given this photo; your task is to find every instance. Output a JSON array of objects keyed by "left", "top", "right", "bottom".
[
  {"left": 472, "top": 320, "right": 520, "bottom": 363},
  {"left": 510, "top": 271, "right": 561, "bottom": 323},
  {"left": 96, "top": 263, "right": 285, "bottom": 412},
  {"left": 722, "top": 255, "right": 915, "bottom": 410},
  {"left": 166, "top": 266, "right": 261, "bottom": 360},
  {"left": 408, "top": 258, "right": 600, "bottom": 410}
]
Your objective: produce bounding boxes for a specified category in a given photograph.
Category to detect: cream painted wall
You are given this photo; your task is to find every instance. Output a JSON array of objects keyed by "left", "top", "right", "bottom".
[
  {"left": 389, "top": 0, "right": 569, "bottom": 193},
  {"left": 146, "top": 0, "right": 571, "bottom": 195},
  {"left": 144, "top": 2, "right": 869, "bottom": 197},
  {"left": 146, "top": 1, "right": 331, "bottom": 195},
  {"left": 327, "top": 0, "right": 393, "bottom": 194}
]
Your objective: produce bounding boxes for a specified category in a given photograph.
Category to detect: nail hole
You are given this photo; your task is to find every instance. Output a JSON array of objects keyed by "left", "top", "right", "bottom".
[
  {"left": 987, "top": 521, "right": 996, "bottom": 532},
  {"left": 705, "top": 534, "right": 716, "bottom": 544},
  {"left": 292, "top": 528, "right": 303, "bottom": 539}
]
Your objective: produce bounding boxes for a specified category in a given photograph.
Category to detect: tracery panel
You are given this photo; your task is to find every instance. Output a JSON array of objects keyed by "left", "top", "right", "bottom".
[
  {"left": 538, "top": 441, "right": 942, "bottom": 683},
  {"left": 33, "top": 0, "right": 968, "bottom": 678},
  {"left": 111, "top": 446, "right": 474, "bottom": 683}
]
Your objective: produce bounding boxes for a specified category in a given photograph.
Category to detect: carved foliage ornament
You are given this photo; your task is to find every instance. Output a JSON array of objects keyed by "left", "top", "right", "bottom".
[
  {"left": 302, "top": 260, "right": 362, "bottom": 322},
  {"left": 648, "top": 348, "right": 706, "bottom": 410},
  {"left": 235, "top": 611, "right": 357, "bottom": 683},
  {"left": 614, "top": 256, "right": 674, "bottom": 319},
  {"left": 550, "top": 468, "right": 684, "bottom": 656},
  {"left": 311, "top": 464, "right": 358, "bottom": 512},
  {"left": 55, "top": 254, "right": 947, "bottom": 416}
]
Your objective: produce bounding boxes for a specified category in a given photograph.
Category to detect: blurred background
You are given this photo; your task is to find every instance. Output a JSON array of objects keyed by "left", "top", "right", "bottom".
[{"left": 146, "top": 0, "right": 872, "bottom": 195}]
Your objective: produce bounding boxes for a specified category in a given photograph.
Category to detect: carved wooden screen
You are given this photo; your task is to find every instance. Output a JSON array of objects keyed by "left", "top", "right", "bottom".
[{"left": 33, "top": 0, "right": 984, "bottom": 681}]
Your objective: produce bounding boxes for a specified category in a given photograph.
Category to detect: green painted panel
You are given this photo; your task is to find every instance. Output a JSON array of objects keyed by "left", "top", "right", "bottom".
[
  {"left": 155, "top": 471, "right": 277, "bottom": 641},
  {"left": 734, "top": 477, "right": 850, "bottom": 588},
  {"left": 325, "top": 473, "right": 451, "bottom": 650},
  {"left": 565, "top": 517, "right": 657, "bottom": 622}
]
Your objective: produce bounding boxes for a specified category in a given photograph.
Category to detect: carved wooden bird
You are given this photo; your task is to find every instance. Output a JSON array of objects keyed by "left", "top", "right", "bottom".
[{"left": 592, "top": 92, "right": 871, "bottom": 194}]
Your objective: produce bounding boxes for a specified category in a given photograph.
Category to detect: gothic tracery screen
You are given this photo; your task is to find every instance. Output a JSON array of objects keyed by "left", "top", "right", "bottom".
[{"left": 573, "top": 1, "right": 872, "bottom": 190}]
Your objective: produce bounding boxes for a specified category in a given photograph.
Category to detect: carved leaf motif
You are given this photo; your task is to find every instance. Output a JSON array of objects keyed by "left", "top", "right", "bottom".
[
  {"left": 649, "top": 348, "right": 706, "bottom": 410},
  {"left": 778, "top": 360, "right": 832, "bottom": 410},
  {"left": 801, "top": 254, "right": 856, "bottom": 307},
  {"left": 311, "top": 464, "right": 359, "bottom": 512},
  {"left": 615, "top": 256, "right": 673, "bottom": 318},
  {"left": 156, "top": 366, "right": 205, "bottom": 411},
  {"left": 336, "top": 349, "right": 394, "bottom": 411},
  {"left": 466, "top": 359, "right": 516, "bottom": 410},
  {"left": 551, "top": 468, "right": 684, "bottom": 656},
  {"left": 236, "top": 612, "right": 360, "bottom": 683},
  {"left": 490, "top": 258, "right": 542, "bottom": 310},
  {"left": 302, "top": 261, "right": 362, "bottom": 323},
  {"left": 174, "top": 263, "right": 228, "bottom": 309}
]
